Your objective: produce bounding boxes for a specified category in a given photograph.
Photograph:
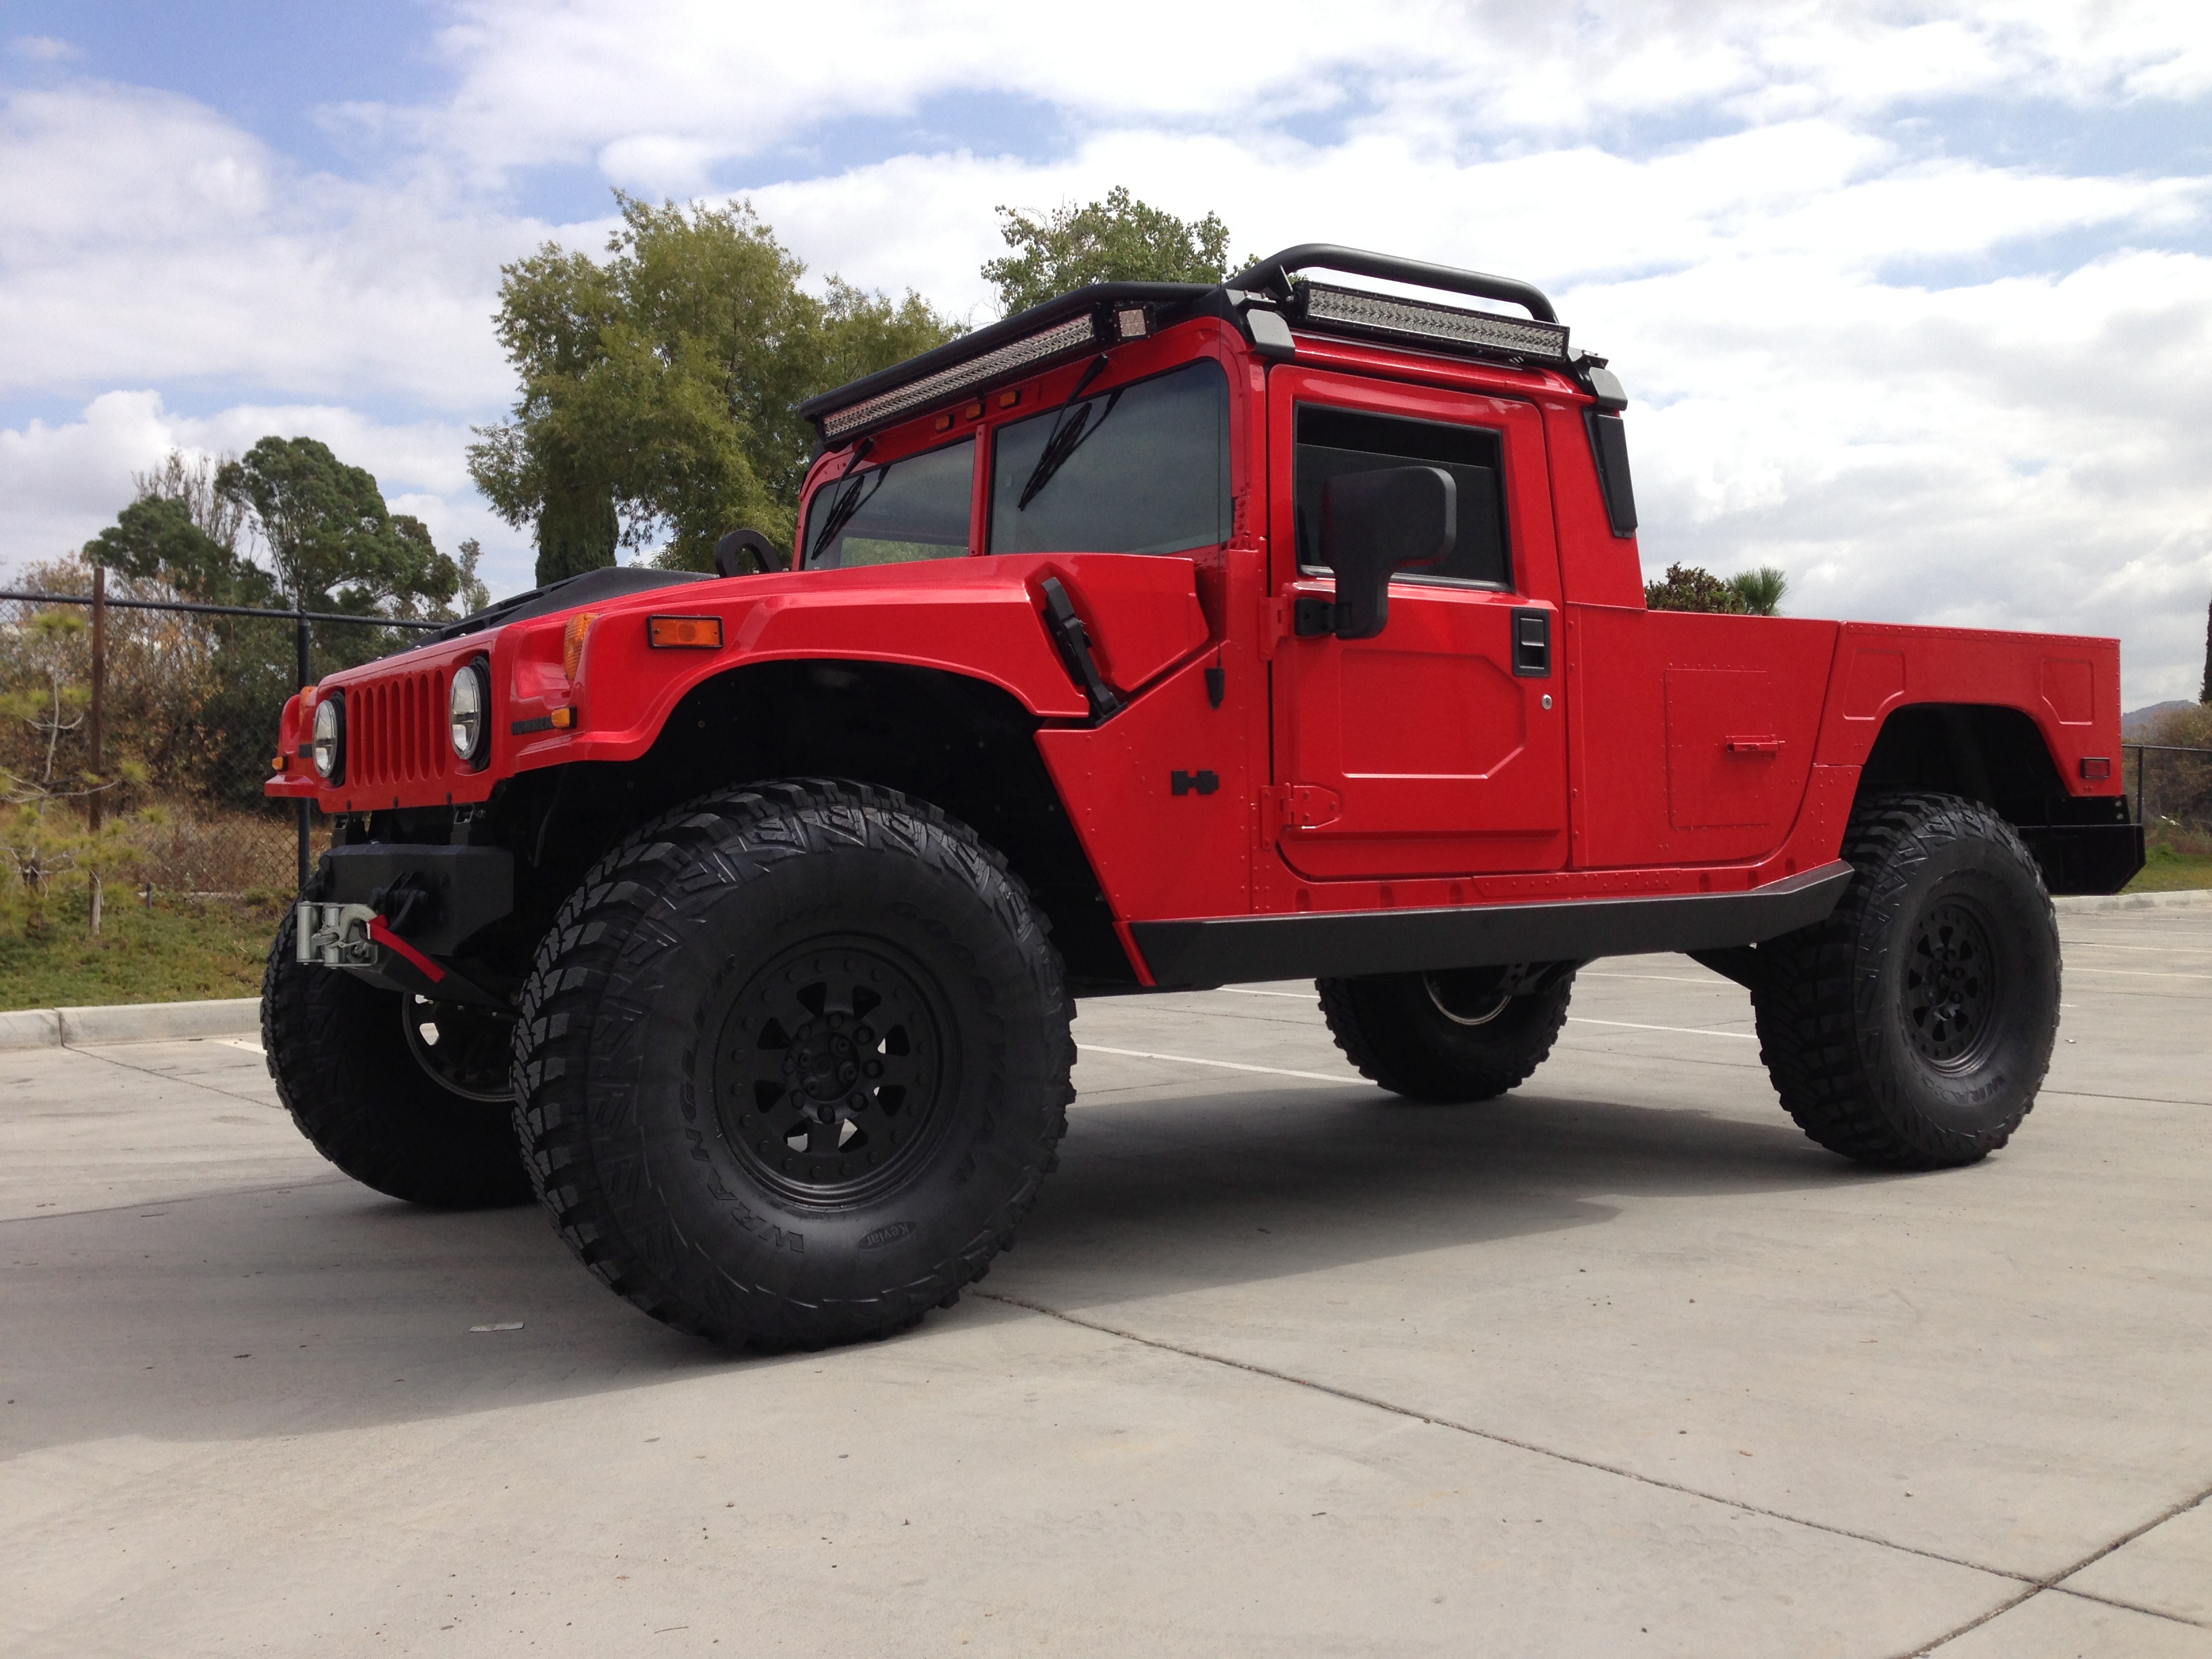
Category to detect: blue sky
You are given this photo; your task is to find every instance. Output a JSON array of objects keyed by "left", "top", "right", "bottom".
[{"left": 3, "top": 1, "right": 2209, "bottom": 700}]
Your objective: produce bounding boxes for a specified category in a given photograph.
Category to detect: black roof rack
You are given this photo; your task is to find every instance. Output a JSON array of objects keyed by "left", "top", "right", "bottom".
[
  {"left": 796, "top": 246, "right": 1573, "bottom": 447},
  {"left": 796, "top": 281, "right": 1212, "bottom": 444}
]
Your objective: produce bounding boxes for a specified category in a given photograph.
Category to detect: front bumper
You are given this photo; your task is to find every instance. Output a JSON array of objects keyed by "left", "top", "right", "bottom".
[{"left": 297, "top": 844, "right": 517, "bottom": 1008}]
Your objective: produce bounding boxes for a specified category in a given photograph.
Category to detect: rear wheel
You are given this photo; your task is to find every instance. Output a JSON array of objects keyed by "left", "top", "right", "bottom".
[
  {"left": 510, "top": 779, "right": 1073, "bottom": 1350},
  {"left": 1317, "top": 964, "right": 1576, "bottom": 1102},
  {"left": 261, "top": 911, "right": 532, "bottom": 1207},
  {"left": 1753, "top": 792, "right": 2060, "bottom": 1169}
]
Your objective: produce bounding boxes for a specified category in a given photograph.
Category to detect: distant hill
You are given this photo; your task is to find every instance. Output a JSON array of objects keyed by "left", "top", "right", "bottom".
[{"left": 2123, "top": 700, "right": 2197, "bottom": 737}]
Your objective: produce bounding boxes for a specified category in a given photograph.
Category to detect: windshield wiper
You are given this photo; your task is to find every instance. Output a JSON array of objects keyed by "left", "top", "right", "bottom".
[
  {"left": 1016, "top": 356, "right": 1118, "bottom": 512},
  {"left": 807, "top": 462, "right": 885, "bottom": 563}
]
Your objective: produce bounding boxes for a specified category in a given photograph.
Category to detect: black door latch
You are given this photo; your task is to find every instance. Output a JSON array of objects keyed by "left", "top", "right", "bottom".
[
  {"left": 1171, "top": 770, "right": 1219, "bottom": 796},
  {"left": 1511, "top": 607, "right": 1551, "bottom": 677}
]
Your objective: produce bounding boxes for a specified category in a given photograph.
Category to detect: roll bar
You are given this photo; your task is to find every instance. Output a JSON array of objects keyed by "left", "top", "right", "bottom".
[{"left": 1226, "top": 244, "right": 1559, "bottom": 325}]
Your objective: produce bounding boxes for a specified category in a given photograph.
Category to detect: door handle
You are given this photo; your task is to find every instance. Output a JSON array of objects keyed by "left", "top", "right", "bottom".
[{"left": 1511, "top": 608, "right": 1551, "bottom": 677}]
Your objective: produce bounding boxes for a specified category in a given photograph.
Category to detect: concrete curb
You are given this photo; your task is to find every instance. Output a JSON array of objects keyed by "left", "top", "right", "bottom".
[
  {"left": 2055, "top": 888, "right": 2212, "bottom": 914},
  {"left": 0, "top": 997, "right": 262, "bottom": 1052}
]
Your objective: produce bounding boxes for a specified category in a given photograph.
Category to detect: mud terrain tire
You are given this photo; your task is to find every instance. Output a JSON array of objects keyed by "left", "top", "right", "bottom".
[
  {"left": 510, "top": 779, "right": 1073, "bottom": 1349},
  {"left": 262, "top": 909, "right": 533, "bottom": 1208},
  {"left": 1317, "top": 966, "right": 1576, "bottom": 1102},
  {"left": 1753, "top": 792, "right": 2060, "bottom": 1169}
]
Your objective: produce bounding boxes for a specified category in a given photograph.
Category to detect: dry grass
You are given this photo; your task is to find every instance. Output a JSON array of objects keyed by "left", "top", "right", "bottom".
[{"left": 126, "top": 804, "right": 319, "bottom": 897}]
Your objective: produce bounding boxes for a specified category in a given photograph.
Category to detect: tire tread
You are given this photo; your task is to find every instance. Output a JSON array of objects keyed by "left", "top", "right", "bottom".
[{"left": 509, "top": 777, "right": 1073, "bottom": 1349}]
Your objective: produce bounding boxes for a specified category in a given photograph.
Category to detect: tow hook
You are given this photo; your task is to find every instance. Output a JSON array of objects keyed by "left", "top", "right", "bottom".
[
  {"left": 298, "top": 902, "right": 381, "bottom": 968},
  {"left": 295, "top": 901, "right": 449, "bottom": 984}
]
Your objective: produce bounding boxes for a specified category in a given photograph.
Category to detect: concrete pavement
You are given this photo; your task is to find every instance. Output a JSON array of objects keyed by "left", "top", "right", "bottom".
[{"left": 4, "top": 909, "right": 2209, "bottom": 1656}]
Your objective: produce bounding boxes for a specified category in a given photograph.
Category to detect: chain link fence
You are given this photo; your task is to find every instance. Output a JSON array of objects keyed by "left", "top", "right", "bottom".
[
  {"left": 2, "top": 564, "right": 438, "bottom": 906},
  {"left": 2125, "top": 741, "right": 2212, "bottom": 847}
]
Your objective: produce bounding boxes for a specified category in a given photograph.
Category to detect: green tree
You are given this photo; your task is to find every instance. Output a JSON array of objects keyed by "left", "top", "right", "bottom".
[
  {"left": 214, "top": 436, "right": 462, "bottom": 619},
  {"left": 84, "top": 496, "right": 280, "bottom": 608},
  {"left": 454, "top": 537, "right": 492, "bottom": 615},
  {"left": 1725, "top": 565, "right": 1788, "bottom": 616},
  {"left": 981, "top": 186, "right": 1234, "bottom": 316},
  {"left": 80, "top": 438, "right": 462, "bottom": 808},
  {"left": 468, "top": 193, "right": 960, "bottom": 577},
  {"left": 1644, "top": 564, "right": 1750, "bottom": 614}
]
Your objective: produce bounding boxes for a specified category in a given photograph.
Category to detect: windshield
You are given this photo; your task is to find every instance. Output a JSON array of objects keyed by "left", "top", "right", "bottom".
[
  {"left": 802, "top": 437, "right": 975, "bottom": 569},
  {"left": 989, "top": 359, "right": 1230, "bottom": 556}
]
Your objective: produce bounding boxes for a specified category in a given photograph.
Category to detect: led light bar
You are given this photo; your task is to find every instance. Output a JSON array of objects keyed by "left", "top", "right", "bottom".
[
  {"left": 819, "top": 311, "right": 1107, "bottom": 440},
  {"left": 1292, "top": 281, "right": 1570, "bottom": 363}
]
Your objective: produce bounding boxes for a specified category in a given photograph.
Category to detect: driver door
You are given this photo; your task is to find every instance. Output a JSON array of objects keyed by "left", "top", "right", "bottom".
[{"left": 1269, "top": 368, "right": 1568, "bottom": 880}]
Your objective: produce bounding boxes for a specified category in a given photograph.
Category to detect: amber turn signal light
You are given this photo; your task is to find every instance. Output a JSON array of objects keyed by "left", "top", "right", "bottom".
[
  {"left": 648, "top": 615, "right": 723, "bottom": 649},
  {"left": 562, "top": 612, "right": 596, "bottom": 680}
]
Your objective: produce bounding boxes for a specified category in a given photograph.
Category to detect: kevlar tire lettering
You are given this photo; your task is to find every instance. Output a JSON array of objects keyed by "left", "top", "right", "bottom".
[
  {"left": 1753, "top": 792, "right": 2060, "bottom": 1169},
  {"left": 1315, "top": 966, "right": 1576, "bottom": 1103},
  {"left": 260, "top": 909, "right": 533, "bottom": 1208},
  {"left": 508, "top": 778, "right": 1073, "bottom": 1350}
]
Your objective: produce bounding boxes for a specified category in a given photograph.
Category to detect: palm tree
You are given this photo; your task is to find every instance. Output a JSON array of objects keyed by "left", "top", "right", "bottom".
[{"left": 1726, "top": 565, "right": 1788, "bottom": 616}]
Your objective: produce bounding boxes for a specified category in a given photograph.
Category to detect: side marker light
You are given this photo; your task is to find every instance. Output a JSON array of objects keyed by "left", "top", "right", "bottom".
[
  {"left": 551, "top": 706, "right": 576, "bottom": 729},
  {"left": 562, "top": 612, "right": 596, "bottom": 680},
  {"left": 2081, "top": 756, "right": 2111, "bottom": 781},
  {"left": 648, "top": 615, "right": 723, "bottom": 649}
]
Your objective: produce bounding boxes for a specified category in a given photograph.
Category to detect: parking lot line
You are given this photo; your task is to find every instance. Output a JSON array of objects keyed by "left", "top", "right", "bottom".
[
  {"left": 1568, "top": 1017, "right": 1758, "bottom": 1040},
  {"left": 1078, "top": 1043, "right": 1354, "bottom": 1084}
]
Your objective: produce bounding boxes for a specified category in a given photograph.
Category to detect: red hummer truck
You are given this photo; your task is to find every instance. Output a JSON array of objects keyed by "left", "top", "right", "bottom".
[{"left": 264, "top": 245, "right": 2141, "bottom": 1349}]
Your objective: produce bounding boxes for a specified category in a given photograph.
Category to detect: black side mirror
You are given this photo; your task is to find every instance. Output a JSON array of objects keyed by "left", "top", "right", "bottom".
[
  {"left": 1303, "top": 466, "right": 1456, "bottom": 640},
  {"left": 714, "top": 528, "right": 787, "bottom": 577}
]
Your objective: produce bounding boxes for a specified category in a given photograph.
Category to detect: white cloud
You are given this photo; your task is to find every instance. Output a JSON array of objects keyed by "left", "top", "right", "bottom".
[
  {"left": 0, "top": 83, "right": 539, "bottom": 409},
  {"left": 0, "top": 391, "right": 537, "bottom": 600},
  {"left": 8, "top": 36, "right": 79, "bottom": 64},
  {"left": 403, "top": 0, "right": 2212, "bottom": 189},
  {"left": 3, "top": 1, "right": 2209, "bottom": 697}
]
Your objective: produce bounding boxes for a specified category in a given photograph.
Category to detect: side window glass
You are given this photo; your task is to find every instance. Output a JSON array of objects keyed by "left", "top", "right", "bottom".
[
  {"left": 801, "top": 437, "right": 974, "bottom": 570},
  {"left": 990, "top": 358, "right": 1231, "bottom": 556},
  {"left": 1294, "top": 406, "right": 1511, "bottom": 588}
]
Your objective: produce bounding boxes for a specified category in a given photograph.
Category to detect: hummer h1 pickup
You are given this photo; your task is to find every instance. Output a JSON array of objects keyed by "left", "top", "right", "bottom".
[{"left": 263, "top": 243, "right": 2143, "bottom": 1349}]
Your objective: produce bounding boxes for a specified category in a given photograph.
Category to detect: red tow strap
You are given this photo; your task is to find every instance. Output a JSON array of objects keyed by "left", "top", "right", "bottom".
[{"left": 367, "top": 916, "right": 446, "bottom": 983}]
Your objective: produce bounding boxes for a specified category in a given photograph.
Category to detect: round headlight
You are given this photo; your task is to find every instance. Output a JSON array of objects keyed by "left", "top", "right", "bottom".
[
  {"left": 312, "top": 695, "right": 342, "bottom": 780},
  {"left": 450, "top": 661, "right": 487, "bottom": 764}
]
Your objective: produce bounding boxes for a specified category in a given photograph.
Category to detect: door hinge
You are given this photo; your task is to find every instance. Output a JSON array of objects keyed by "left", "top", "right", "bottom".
[{"left": 1263, "top": 783, "right": 1343, "bottom": 830}]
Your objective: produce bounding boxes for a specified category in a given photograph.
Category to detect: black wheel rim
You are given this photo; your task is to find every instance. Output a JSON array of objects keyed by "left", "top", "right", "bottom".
[
  {"left": 1901, "top": 897, "right": 2003, "bottom": 1071},
  {"left": 401, "top": 995, "right": 515, "bottom": 1103},
  {"left": 712, "top": 939, "right": 951, "bottom": 1204}
]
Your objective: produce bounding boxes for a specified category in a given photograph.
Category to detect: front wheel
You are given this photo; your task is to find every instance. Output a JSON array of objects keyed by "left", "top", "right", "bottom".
[
  {"left": 1317, "top": 964, "right": 1576, "bottom": 1102},
  {"left": 262, "top": 911, "right": 533, "bottom": 1208},
  {"left": 510, "top": 779, "right": 1074, "bottom": 1350},
  {"left": 1753, "top": 792, "right": 2060, "bottom": 1169}
]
